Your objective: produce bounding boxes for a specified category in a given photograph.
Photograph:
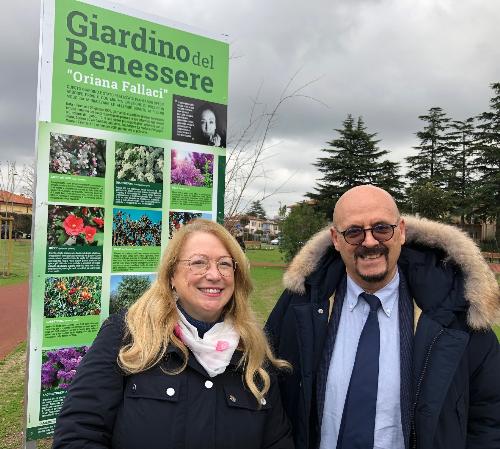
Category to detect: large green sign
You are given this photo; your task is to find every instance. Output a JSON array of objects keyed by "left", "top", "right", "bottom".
[{"left": 26, "top": 0, "right": 228, "bottom": 441}]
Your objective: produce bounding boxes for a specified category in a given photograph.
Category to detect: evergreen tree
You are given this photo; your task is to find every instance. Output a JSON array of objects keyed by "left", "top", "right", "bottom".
[
  {"left": 109, "top": 275, "right": 152, "bottom": 314},
  {"left": 373, "top": 159, "right": 406, "bottom": 206},
  {"left": 408, "top": 182, "right": 453, "bottom": 221},
  {"left": 280, "top": 203, "right": 327, "bottom": 263},
  {"left": 246, "top": 200, "right": 267, "bottom": 219},
  {"left": 307, "top": 115, "right": 402, "bottom": 216},
  {"left": 444, "top": 118, "right": 477, "bottom": 224},
  {"left": 474, "top": 82, "right": 500, "bottom": 241},
  {"left": 406, "top": 107, "right": 452, "bottom": 188}
]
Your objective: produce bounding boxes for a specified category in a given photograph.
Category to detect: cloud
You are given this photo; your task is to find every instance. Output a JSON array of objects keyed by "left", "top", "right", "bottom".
[{"left": 1, "top": 0, "right": 499, "bottom": 215}]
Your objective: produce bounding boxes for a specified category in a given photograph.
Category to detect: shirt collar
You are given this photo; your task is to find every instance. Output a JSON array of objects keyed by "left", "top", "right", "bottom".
[{"left": 346, "top": 271, "right": 400, "bottom": 317}]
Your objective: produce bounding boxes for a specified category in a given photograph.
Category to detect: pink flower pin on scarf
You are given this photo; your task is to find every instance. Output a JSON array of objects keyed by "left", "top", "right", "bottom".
[{"left": 216, "top": 340, "right": 229, "bottom": 352}]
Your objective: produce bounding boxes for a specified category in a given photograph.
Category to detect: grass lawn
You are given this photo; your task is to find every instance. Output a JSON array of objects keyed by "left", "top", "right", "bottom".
[
  {"left": 0, "top": 240, "right": 31, "bottom": 287},
  {"left": 0, "top": 343, "right": 26, "bottom": 449},
  {"left": 250, "top": 266, "right": 286, "bottom": 324},
  {"left": 246, "top": 247, "right": 285, "bottom": 264}
]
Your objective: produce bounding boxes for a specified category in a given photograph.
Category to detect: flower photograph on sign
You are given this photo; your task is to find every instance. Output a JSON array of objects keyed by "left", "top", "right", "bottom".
[
  {"left": 47, "top": 205, "right": 105, "bottom": 246},
  {"left": 49, "top": 133, "right": 106, "bottom": 177},
  {"left": 112, "top": 208, "right": 162, "bottom": 246},
  {"left": 44, "top": 276, "right": 102, "bottom": 318},
  {"left": 115, "top": 142, "right": 164, "bottom": 183},
  {"left": 169, "top": 211, "right": 212, "bottom": 238},
  {"left": 171, "top": 149, "right": 214, "bottom": 187},
  {"left": 41, "top": 346, "right": 89, "bottom": 391}
]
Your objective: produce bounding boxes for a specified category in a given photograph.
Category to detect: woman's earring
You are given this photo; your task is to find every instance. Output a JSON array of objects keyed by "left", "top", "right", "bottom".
[{"left": 171, "top": 286, "right": 179, "bottom": 302}]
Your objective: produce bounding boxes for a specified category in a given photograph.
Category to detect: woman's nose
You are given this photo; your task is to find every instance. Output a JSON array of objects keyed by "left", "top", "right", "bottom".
[{"left": 204, "top": 261, "right": 222, "bottom": 279}]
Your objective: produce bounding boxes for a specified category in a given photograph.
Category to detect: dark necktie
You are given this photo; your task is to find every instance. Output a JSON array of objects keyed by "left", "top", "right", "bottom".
[{"left": 337, "top": 293, "right": 382, "bottom": 449}]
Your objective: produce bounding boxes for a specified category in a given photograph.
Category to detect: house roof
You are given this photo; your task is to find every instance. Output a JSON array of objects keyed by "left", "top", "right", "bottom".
[{"left": 0, "top": 190, "right": 32, "bottom": 206}]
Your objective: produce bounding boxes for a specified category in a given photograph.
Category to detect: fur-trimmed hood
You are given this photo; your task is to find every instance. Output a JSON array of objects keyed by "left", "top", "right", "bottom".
[{"left": 283, "top": 215, "right": 499, "bottom": 329}]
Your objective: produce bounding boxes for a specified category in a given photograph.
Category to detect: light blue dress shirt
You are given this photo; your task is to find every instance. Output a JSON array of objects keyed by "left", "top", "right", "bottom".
[{"left": 319, "top": 272, "right": 404, "bottom": 449}]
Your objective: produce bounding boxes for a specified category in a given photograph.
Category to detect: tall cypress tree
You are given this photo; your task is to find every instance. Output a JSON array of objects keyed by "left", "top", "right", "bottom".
[
  {"left": 307, "top": 115, "right": 402, "bottom": 216},
  {"left": 445, "top": 118, "right": 477, "bottom": 224},
  {"left": 246, "top": 200, "right": 267, "bottom": 219},
  {"left": 474, "top": 82, "right": 500, "bottom": 242},
  {"left": 406, "top": 107, "right": 452, "bottom": 188}
]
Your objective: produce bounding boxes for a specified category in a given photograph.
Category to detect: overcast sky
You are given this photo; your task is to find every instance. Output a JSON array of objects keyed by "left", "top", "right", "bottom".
[{"left": 1, "top": 0, "right": 499, "bottom": 216}]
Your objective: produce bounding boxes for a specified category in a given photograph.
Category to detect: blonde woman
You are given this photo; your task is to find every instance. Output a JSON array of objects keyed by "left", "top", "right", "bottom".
[{"left": 53, "top": 219, "right": 293, "bottom": 449}]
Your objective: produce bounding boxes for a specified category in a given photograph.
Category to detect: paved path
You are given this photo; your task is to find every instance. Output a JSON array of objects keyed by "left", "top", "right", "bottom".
[{"left": 0, "top": 282, "right": 28, "bottom": 359}]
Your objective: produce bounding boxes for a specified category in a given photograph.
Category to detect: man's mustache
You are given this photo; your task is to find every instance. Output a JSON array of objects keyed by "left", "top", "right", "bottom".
[{"left": 354, "top": 245, "right": 389, "bottom": 258}]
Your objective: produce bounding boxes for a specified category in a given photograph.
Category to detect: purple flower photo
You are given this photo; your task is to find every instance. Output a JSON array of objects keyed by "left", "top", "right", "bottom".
[
  {"left": 41, "top": 346, "right": 89, "bottom": 390},
  {"left": 171, "top": 149, "right": 214, "bottom": 188}
]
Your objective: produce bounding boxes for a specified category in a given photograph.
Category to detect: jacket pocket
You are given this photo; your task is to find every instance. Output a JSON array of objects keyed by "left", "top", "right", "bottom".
[
  {"left": 114, "top": 375, "right": 186, "bottom": 449},
  {"left": 223, "top": 385, "right": 272, "bottom": 410},
  {"left": 125, "top": 374, "right": 184, "bottom": 402}
]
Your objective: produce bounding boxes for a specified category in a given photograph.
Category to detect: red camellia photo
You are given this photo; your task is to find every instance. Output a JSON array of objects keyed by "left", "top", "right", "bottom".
[
  {"left": 47, "top": 205, "right": 105, "bottom": 246},
  {"left": 63, "top": 215, "right": 84, "bottom": 236}
]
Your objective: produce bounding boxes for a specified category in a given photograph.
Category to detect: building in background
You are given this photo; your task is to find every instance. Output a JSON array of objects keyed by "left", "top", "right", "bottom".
[{"left": 0, "top": 190, "right": 33, "bottom": 214}]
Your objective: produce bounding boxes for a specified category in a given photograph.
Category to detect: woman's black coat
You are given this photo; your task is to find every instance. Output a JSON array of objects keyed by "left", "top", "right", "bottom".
[{"left": 52, "top": 313, "right": 294, "bottom": 449}]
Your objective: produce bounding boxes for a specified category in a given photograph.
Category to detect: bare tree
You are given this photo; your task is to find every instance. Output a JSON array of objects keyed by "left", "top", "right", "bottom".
[
  {"left": 224, "top": 71, "right": 325, "bottom": 224},
  {"left": 21, "top": 161, "right": 36, "bottom": 199},
  {"left": 0, "top": 161, "right": 24, "bottom": 217}
]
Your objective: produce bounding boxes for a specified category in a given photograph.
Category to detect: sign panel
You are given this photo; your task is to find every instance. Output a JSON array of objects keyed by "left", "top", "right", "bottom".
[{"left": 26, "top": 0, "right": 228, "bottom": 440}]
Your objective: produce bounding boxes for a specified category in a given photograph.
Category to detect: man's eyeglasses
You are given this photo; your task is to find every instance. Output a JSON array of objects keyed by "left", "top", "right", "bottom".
[
  {"left": 336, "top": 223, "right": 398, "bottom": 246},
  {"left": 177, "top": 255, "right": 236, "bottom": 277}
]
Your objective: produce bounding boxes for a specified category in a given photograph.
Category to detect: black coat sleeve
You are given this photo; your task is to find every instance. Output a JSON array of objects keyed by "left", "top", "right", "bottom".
[
  {"left": 265, "top": 289, "right": 293, "bottom": 355},
  {"left": 52, "top": 313, "right": 126, "bottom": 449},
  {"left": 466, "top": 328, "right": 500, "bottom": 449}
]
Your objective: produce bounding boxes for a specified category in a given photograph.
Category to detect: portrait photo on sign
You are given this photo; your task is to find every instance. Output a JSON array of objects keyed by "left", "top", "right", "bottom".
[
  {"left": 172, "top": 95, "right": 227, "bottom": 147},
  {"left": 49, "top": 133, "right": 106, "bottom": 177}
]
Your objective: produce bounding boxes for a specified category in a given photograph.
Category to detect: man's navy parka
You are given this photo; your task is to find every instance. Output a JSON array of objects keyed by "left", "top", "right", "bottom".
[{"left": 265, "top": 216, "right": 500, "bottom": 449}]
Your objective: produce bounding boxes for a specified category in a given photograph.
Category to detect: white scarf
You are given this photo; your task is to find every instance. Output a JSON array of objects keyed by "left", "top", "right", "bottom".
[{"left": 174, "top": 311, "right": 240, "bottom": 377}]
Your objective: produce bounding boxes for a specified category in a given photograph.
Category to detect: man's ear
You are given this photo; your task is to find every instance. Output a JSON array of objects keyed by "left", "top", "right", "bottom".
[
  {"left": 330, "top": 227, "right": 340, "bottom": 251},
  {"left": 399, "top": 218, "right": 406, "bottom": 245}
]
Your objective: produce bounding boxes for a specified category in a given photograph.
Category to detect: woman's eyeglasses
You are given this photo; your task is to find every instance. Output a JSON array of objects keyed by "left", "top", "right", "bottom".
[{"left": 177, "top": 255, "right": 236, "bottom": 277}]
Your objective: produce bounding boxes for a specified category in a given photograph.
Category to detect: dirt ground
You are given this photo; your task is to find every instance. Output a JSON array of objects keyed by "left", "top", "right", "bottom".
[{"left": 0, "top": 282, "right": 28, "bottom": 359}]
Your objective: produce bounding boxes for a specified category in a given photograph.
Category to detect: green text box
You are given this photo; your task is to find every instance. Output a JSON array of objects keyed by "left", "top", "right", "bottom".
[
  {"left": 48, "top": 173, "right": 105, "bottom": 204},
  {"left": 112, "top": 246, "right": 161, "bottom": 272},
  {"left": 43, "top": 315, "right": 101, "bottom": 347},
  {"left": 46, "top": 246, "right": 103, "bottom": 274},
  {"left": 114, "top": 180, "right": 163, "bottom": 208},
  {"left": 170, "top": 184, "right": 212, "bottom": 211}
]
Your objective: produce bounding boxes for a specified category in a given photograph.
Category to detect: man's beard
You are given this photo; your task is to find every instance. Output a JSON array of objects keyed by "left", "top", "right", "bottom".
[{"left": 354, "top": 244, "right": 389, "bottom": 283}]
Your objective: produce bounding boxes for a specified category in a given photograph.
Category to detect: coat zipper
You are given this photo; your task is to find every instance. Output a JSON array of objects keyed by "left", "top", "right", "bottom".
[{"left": 410, "top": 329, "right": 444, "bottom": 449}]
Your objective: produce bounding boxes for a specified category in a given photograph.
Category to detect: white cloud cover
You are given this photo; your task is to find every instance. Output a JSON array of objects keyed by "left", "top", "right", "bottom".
[{"left": 1, "top": 0, "right": 498, "bottom": 214}]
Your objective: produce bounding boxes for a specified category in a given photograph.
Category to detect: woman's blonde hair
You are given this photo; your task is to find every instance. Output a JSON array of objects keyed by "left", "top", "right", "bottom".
[{"left": 118, "top": 218, "right": 289, "bottom": 403}]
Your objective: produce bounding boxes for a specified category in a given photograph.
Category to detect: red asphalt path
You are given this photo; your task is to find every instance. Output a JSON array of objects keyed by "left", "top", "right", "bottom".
[{"left": 0, "top": 282, "right": 29, "bottom": 359}]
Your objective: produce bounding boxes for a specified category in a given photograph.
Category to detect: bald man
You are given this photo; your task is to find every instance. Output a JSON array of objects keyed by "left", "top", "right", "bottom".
[{"left": 266, "top": 185, "right": 500, "bottom": 449}]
